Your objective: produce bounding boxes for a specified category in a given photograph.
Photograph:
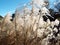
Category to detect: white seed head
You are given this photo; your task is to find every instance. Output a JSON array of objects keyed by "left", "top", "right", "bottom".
[
  {"left": 53, "top": 27, "right": 58, "bottom": 33},
  {"left": 54, "top": 19, "right": 59, "bottom": 26}
]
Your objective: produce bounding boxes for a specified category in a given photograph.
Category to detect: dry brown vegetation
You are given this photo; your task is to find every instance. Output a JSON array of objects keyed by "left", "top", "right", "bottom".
[
  {"left": 0, "top": 12, "right": 60, "bottom": 45},
  {"left": 0, "top": 0, "right": 60, "bottom": 45}
]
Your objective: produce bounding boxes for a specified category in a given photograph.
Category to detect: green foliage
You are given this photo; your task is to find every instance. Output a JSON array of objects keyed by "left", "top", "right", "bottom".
[{"left": 57, "top": 17, "right": 60, "bottom": 21}]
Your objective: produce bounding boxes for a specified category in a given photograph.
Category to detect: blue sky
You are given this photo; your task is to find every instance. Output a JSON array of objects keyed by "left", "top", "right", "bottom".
[
  {"left": 0, "top": 0, "right": 59, "bottom": 16},
  {"left": 0, "top": 0, "right": 30, "bottom": 16}
]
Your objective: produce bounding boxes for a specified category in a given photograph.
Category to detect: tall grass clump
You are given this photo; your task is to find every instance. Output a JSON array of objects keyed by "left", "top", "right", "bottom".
[{"left": 0, "top": 0, "right": 60, "bottom": 45}]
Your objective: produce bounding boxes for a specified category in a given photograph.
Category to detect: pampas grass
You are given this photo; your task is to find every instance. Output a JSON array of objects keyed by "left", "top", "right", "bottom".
[
  {"left": 0, "top": 12, "right": 60, "bottom": 45},
  {"left": 0, "top": 0, "right": 60, "bottom": 45}
]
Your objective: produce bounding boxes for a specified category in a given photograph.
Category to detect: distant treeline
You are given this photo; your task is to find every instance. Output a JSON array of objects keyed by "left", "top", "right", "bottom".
[{"left": 0, "top": 15, "right": 3, "bottom": 20}]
